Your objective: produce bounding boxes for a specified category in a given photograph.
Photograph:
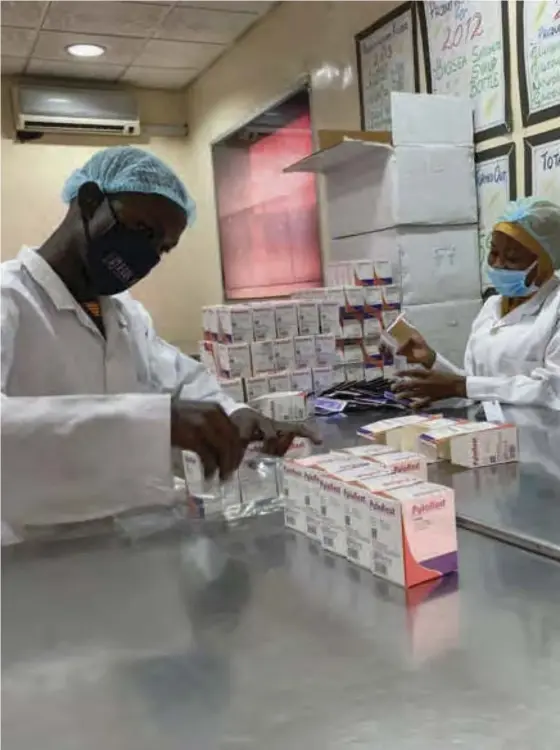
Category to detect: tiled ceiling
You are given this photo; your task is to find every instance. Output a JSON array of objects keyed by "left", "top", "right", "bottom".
[{"left": 0, "top": 1, "right": 274, "bottom": 89}]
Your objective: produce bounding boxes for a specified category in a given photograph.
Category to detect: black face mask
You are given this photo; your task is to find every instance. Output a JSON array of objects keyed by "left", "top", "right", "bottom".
[{"left": 82, "top": 197, "right": 161, "bottom": 296}]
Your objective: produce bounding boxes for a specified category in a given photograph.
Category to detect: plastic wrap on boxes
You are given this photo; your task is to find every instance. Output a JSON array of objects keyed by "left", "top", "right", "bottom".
[{"left": 402, "top": 299, "right": 481, "bottom": 370}]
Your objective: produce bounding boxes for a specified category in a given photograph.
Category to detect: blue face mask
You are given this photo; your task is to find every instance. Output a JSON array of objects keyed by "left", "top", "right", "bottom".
[{"left": 486, "top": 260, "right": 539, "bottom": 298}]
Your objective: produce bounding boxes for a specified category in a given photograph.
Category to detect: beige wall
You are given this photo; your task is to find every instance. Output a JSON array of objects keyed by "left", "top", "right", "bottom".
[{"left": 0, "top": 82, "right": 197, "bottom": 351}]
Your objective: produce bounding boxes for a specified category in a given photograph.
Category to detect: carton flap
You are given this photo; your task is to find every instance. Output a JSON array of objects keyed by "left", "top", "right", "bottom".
[{"left": 284, "top": 136, "right": 393, "bottom": 174}]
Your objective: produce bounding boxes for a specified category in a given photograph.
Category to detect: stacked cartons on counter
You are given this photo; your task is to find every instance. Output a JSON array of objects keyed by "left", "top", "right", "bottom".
[{"left": 285, "top": 92, "right": 482, "bottom": 369}]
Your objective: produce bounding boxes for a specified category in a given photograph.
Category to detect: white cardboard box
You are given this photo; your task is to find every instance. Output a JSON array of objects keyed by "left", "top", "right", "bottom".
[
  {"left": 245, "top": 374, "right": 270, "bottom": 402},
  {"left": 273, "top": 338, "right": 296, "bottom": 371},
  {"left": 297, "top": 302, "right": 321, "bottom": 335},
  {"left": 218, "top": 305, "right": 254, "bottom": 344},
  {"left": 268, "top": 371, "right": 293, "bottom": 393},
  {"left": 390, "top": 92, "right": 473, "bottom": 147},
  {"left": 326, "top": 145, "right": 477, "bottom": 238},
  {"left": 290, "top": 368, "right": 313, "bottom": 393},
  {"left": 319, "top": 301, "right": 342, "bottom": 336},
  {"left": 218, "top": 343, "right": 252, "bottom": 379},
  {"left": 252, "top": 391, "right": 309, "bottom": 422},
  {"left": 315, "top": 333, "right": 337, "bottom": 366},
  {"left": 219, "top": 377, "right": 245, "bottom": 403},
  {"left": 294, "top": 335, "right": 317, "bottom": 368},
  {"left": 312, "top": 365, "right": 334, "bottom": 394},
  {"left": 402, "top": 299, "right": 482, "bottom": 369},
  {"left": 274, "top": 302, "right": 299, "bottom": 338},
  {"left": 250, "top": 340, "right": 275, "bottom": 374},
  {"left": 252, "top": 303, "right": 277, "bottom": 341},
  {"left": 450, "top": 424, "right": 518, "bottom": 468}
]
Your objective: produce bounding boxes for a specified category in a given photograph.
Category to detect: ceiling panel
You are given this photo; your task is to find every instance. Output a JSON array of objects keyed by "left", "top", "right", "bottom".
[
  {"left": 33, "top": 30, "right": 147, "bottom": 66},
  {"left": 0, "top": 1, "right": 47, "bottom": 30},
  {"left": 177, "top": 2, "right": 272, "bottom": 13},
  {"left": 0, "top": 56, "right": 27, "bottom": 75},
  {"left": 1, "top": 27, "right": 38, "bottom": 58},
  {"left": 156, "top": 5, "right": 255, "bottom": 43},
  {"left": 26, "top": 59, "right": 125, "bottom": 82},
  {"left": 122, "top": 65, "right": 198, "bottom": 89},
  {"left": 42, "top": 1, "right": 171, "bottom": 38},
  {"left": 133, "top": 38, "right": 223, "bottom": 69}
]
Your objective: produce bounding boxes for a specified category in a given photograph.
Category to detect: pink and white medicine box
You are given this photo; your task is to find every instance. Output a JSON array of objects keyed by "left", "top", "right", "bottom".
[
  {"left": 218, "top": 305, "right": 253, "bottom": 344},
  {"left": 297, "top": 302, "right": 320, "bottom": 335},
  {"left": 291, "top": 368, "right": 313, "bottom": 394},
  {"left": 217, "top": 343, "right": 252, "bottom": 379},
  {"left": 294, "top": 335, "right": 317, "bottom": 368},
  {"left": 245, "top": 374, "right": 270, "bottom": 402},
  {"left": 273, "top": 338, "right": 296, "bottom": 371},
  {"left": 315, "top": 333, "right": 337, "bottom": 366},
  {"left": 250, "top": 340, "right": 275, "bottom": 374},
  {"left": 274, "top": 302, "right": 299, "bottom": 338},
  {"left": 448, "top": 424, "right": 518, "bottom": 468},
  {"left": 268, "top": 371, "right": 293, "bottom": 393},
  {"left": 252, "top": 302, "right": 277, "bottom": 341}
]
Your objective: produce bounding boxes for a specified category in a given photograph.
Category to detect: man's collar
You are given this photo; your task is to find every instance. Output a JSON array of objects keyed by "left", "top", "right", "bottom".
[{"left": 19, "top": 246, "right": 83, "bottom": 311}]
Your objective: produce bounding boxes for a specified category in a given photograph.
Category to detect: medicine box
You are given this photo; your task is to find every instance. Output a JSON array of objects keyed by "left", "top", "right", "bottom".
[
  {"left": 312, "top": 365, "right": 334, "bottom": 394},
  {"left": 294, "top": 335, "right": 317, "bottom": 368},
  {"left": 274, "top": 302, "right": 299, "bottom": 338},
  {"left": 444, "top": 423, "right": 518, "bottom": 468},
  {"left": 252, "top": 302, "right": 277, "bottom": 341},
  {"left": 418, "top": 421, "right": 501, "bottom": 462},
  {"left": 385, "top": 416, "right": 453, "bottom": 453},
  {"left": 268, "top": 371, "right": 292, "bottom": 393},
  {"left": 297, "top": 302, "right": 321, "bottom": 335},
  {"left": 219, "top": 377, "right": 244, "bottom": 403},
  {"left": 218, "top": 343, "right": 252, "bottom": 379},
  {"left": 315, "top": 333, "right": 337, "bottom": 366},
  {"left": 274, "top": 337, "right": 296, "bottom": 371},
  {"left": 218, "top": 305, "right": 253, "bottom": 344},
  {"left": 245, "top": 374, "right": 270, "bottom": 402},
  {"left": 290, "top": 368, "right": 313, "bottom": 394},
  {"left": 359, "top": 415, "right": 435, "bottom": 444},
  {"left": 250, "top": 340, "right": 275, "bottom": 374}
]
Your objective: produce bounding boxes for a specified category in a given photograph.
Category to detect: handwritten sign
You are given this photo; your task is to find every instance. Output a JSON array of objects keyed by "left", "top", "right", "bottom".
[
  {"left": 475, "top": 145, "right": 516, "bottom": 289},
  {"left": 356, "top": 3, "right": 419, "bottom": 131},
  {"left": 519, "top": 0, "right": 560, "bottom": 126},
  {"left": 419, "top": 1, "right": 510, "bottom": 138},
  {"left": 526, "top": 131, "right": 560, "bottom": 205}
]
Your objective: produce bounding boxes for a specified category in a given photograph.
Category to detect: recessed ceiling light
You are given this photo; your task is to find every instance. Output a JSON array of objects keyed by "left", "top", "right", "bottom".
[{"left": 66, "top": 43, "right": 106, "bottom": 58}]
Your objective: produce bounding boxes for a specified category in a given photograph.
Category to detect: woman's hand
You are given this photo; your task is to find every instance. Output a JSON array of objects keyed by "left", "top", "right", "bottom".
[
  {"left": 396, "top": 332, "right": 437, "bottom": 369},
  {"left": 393, "top": 369, "right": 467, "bottom": 408}
]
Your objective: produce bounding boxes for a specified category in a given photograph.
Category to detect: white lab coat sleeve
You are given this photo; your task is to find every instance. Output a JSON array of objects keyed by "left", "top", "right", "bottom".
[
  {"left": 136, "top": 301, "right": 243, "bottom": 415},
  {"left": 1, "top": 294, "right": 174, "bottom": 526},
  {"left": 465, "top": 328, "right": 560, "bottom": 409},
  {"left": 432, "top": 354, "right": 466, "bottom": 376}
]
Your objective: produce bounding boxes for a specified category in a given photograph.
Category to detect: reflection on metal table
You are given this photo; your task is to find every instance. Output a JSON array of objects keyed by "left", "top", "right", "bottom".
[{"left": 3, "top": 513, "right": 560, "bottom": 749}]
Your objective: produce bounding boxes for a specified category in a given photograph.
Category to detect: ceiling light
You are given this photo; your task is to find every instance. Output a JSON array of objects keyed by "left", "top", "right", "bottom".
[{"left": 66, "top": 43, "right": 106, "bottom": 59}]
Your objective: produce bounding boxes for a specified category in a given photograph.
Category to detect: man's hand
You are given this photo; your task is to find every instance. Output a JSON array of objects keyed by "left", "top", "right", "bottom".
[
  {"left": 392, "top": 369, "right": 467, "bottom": 408},
  {"left": 230, "top": 407, "right": 322, "bottom": 457},
  {"left": 171, "top": 400, "right": 244, "bottom": 479}
]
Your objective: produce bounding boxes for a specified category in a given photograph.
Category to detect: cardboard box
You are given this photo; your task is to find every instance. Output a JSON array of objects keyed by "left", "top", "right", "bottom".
[
  {"left": 268, "top": 371, "right": 293, "bottom": 393},
  {"left": 325, "top": 145, "right": 477, "bottom": 238},
  {"left": 325, "top": 263, "right": 353, "bottom": 286},
  {"left": 359, "top": 415, "right": 436, "bottom": 444},
  {"left": 252, "top": 391, "right": 309, "bottom": 422},
  {"left": 363, "top": 313, "right": 383, "bottom": 338},
  {"left": 385, "top": 416, "right": 453, "bottom": 453},
  {"left": 199, "top": 340, "right": 216, "bottom": 373},
  {"left": 250, "top": 340, "right": 275, "bottom": 374},
  {"left": 418, "top": 422, "right": 498, "bottom": 462},
  {"left": 273, "top": 338, "right": 296, "bottom": 371},
  {"left": 449, "top": 424, "right": 518, "bottom": 468},
  {"left": 274, "top": 302, "right": 299, "bottom": 338},
  {"left": 380, "top": 285, "right": 401, "bottom": 311},
  {"left": 324, "top": 285, "right": 347, "bottom": 305},
  {"left": 315, "top": 333, "right": 337, "bottom": 366},
  {"left": 245, "top": 374, "right": 270, "bottom": 402},
  {"left": 365, "top": 363, "right": 384, "bottom": 381},
  {"left": 364, "top": 451, "right": 428, "bottom": 480},
  {"left": 312, "top": 365, "right": 334, "bottom": 394},
  {"left": 368, "top": 481, "right": 458, "bottom": 588},
  {"left": 342, "top": 444, "right": 397, "bottom": 460},
  {"left": 344, "top": 286, "right": 365, "bottom": 311},
  {"left": 352, "top": 260, "right": 375, "bottom": 286},
  {"left": 218, "top": 343, "right": 252, "bottom": 379},
  {"left": 319, "top": 301, "right": 342, "bottom": 336},
  {"left": 252, "top": 302, "right": 277, "bottom": 341},
  {"left": 333, "top": 364, "right": 347, "bottom": 384},
  {"left": 294, "top": 335, "right": 317, "bottom": 368},
  {"left": 202, "top": 306, "right": 220, "bottom": 340},
  {"left": 218, "top": 305, "right": 253, "bottom": 344},
  {"left": 297, "top": 302, "right": 321, "bottom": 335},
  {"left": 341, "top": 318, "right": 363, "bottom": 340},
  {"left": 290, "top": 368, "right": 313, "bottom": 394},
  {"left": 343, "top": 343, "right": 365, "bottom": 363},
  {"left": 219, "top": 377, "right": 244, "bottom": 403}
]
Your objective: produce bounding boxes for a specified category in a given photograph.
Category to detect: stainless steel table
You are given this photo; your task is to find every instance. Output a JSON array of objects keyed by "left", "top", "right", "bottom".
[
  {"left": 318, "top": 405, "right": 560, "bottom": 553},
  {"left": 3, "top": 514, "right": 560, "bottom": 750}
]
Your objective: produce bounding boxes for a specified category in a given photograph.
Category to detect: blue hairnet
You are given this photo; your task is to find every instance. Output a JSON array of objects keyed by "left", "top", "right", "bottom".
[
  {"left": 497, "top": 197, "right": 560, "bottom": 269},
  {"left": 62, "top": 146, "right": 196, "bottom": 223}
]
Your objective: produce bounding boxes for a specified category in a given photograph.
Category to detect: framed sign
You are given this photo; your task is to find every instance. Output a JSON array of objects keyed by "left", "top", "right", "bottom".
[
  {"left": 517, "top": 0, "right": 560, "bottom": 127},
  {"left": 418, "top": 1, "right": 511, "bottom": 140},
  {"left": 475, "top": 143, "right": 517, "bottom": 289},
  {"left": 524, "top": 129, "right": 560, "bottom": 205},
  {"left": 356, "top": 2, "right": 420, "bottom": 131}
]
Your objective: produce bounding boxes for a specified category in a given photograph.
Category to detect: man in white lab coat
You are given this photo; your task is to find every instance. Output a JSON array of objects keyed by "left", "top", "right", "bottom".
[{"left": 1, "top": 146, "right": 317, "bottom": 528}]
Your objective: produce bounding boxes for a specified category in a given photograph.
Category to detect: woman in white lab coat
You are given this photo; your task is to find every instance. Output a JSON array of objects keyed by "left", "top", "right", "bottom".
[
  {"left": 1, "top": 146, "right": 316, "bottom": 529},
  {"left": 394, "top": 198, "right": 560, "bottom": 411}
]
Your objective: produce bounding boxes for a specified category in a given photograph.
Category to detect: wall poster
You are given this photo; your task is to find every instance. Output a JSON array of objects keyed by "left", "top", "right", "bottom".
[
  {"left": 524, "top": 128, "right": 560, "bottom": 205},
  {"left": 518, "top": 0, "right": 560, "bottom": 127},
  {"left": 475, "top": 143, "right": 517, "bottom": 290},
  {"left": 418, "top": 1, "right": 511, "bottom": 140},
  {"left": 356, "top": 2, "right": 420, "bottom": 131}
]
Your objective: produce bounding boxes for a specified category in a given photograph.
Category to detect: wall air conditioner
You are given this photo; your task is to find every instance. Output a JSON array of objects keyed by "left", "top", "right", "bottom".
[{"left": 12, "top": 84, "right": 141, "bottom": 136}]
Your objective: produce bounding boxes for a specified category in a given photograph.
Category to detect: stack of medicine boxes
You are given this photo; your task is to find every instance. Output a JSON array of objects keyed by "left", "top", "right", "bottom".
[{"left": 284, "top": 92, "right": 482, "bottom": 369}]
